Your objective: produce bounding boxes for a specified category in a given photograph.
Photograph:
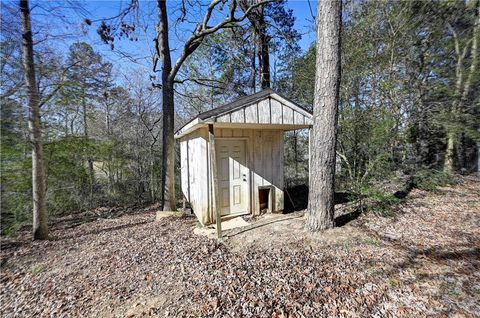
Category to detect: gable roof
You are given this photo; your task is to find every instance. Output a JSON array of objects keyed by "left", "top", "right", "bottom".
[
  {"left": 175, "top": 89, "right": 312, "bottom": 138},
  {"left": 196, "top": 88, "right": 311, "bottom": 120}
]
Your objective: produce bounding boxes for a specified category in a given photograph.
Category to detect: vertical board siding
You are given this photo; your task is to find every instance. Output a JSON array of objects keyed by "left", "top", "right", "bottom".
[
  {"left": 283, "top": 105, "right": 294, "bottom": 124},
  {"left": 231, "top": 109, "right": 244, "bottom": 123},
  {"left": 207, "top": 95, "right": 312, "bottom": 128},
  {"left": 250, "top": 129, "right": 285, "bottom": 215},
  {"left": 271, "top": 99, "right": 283, "bottom": 124},
  {"left": 217, "top": 114, "right": 230, "bottom": 123},
  {"left": 294, "top": 111, "right": 304, "bottom": 125},
  {"left": 180, "top": 139, "right": 189, "bottom": 201},
  {"left": 245, "top": 104, "right": 257, "bottom": 123},
  {"left": 180, "top": 128, "right": 210, "bottom": 225},
  {"left": 177, "top": 92, "right": 315, "bottom": 225},
  {"left": 180, "top": 127, "right": 286, "bottom": 224},
  {"left": 258, "top": 99, "right": 270, "bottom": 124}
]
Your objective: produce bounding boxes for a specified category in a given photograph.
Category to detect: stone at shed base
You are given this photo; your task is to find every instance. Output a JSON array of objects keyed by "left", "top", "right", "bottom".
[
  {"left": 194, "top": 226, "right": 216, "bottom": 238},
  {"left": 156, "top": 211, "right": 184, "bottom": 221}
]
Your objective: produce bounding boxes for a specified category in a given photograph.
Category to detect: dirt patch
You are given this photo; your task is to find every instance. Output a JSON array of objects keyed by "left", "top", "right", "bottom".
[
  {"left": 1, "top": 176, "right": 479, "bottom": 317},
  {"left": 223, "top": 211, "right": 368, "bottom": 253}
]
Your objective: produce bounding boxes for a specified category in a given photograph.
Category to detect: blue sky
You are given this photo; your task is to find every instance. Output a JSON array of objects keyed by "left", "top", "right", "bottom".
[{"left": 29, "top": 0, "right": 317, "bottom": 79}]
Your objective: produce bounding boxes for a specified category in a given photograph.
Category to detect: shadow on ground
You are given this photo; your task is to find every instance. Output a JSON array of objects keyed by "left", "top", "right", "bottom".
[{"left": 284, "top": 184, "right": 353, "bottom": 212}]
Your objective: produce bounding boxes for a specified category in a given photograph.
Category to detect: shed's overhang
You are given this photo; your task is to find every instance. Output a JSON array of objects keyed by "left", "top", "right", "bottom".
[
  {"left": 174, "top": 89, "right": 312, "bottom": 139},
  {"left": 175, "top": 122, "right": 311, "bottom": 139}
]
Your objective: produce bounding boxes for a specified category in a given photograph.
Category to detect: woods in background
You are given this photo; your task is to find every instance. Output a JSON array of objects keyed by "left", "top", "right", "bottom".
[
  {"left": 1, "top": 0, "right": 479, "bottom": 236},
  {"left": 2, "top": 4, "right": 164, "bottom": 234}
]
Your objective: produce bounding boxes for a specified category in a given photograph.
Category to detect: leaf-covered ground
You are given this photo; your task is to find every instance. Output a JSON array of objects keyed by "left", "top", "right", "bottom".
[{"left": 1, "top": 176, "right": 479, "bottom": 317}]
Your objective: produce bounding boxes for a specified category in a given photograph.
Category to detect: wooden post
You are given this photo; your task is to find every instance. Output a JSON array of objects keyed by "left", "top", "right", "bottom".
[{"left": 208, "top": 124, "right": 222, "bottom": 239}]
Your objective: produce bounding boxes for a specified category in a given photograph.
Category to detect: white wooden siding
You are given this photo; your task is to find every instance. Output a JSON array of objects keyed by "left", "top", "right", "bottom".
[
  {"left": 282, "top": 105, "right": 294, "bottom": 125},
  {"left": 179, "top": 127, "right": 210, "bottom": 225},
  {"left": 250, "top": 129, "right": 284, "bottom": 215},
  {"left": 271, "top": 98, "right": 283, "bottom": 124},
  {"left": 210, "top": 95, "right": 312, "bottom": 127},
  {"left": 175, "top": 93, "right": 313, "bottom": 225},
  {"left": 245, "top": 104, "right": 257, "bottom": 123},
  {"left": 180, "top": 127, "right": 286, "bottom": 225}
]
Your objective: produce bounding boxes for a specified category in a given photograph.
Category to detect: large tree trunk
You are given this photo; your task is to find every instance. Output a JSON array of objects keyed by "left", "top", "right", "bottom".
[
  {"left": 157, "top": 0, "right": 176, "bottom": 211},
  {"left": 306, "top": 0, "right": 342, "bottom": 232},
  {"left": 20, "top": 0, "right": 48, "bottom": 240}
]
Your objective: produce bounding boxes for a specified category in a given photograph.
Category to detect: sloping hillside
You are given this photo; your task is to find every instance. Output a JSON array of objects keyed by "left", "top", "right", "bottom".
[{"left": 1, "top": 176, "right": 478, "bottom": 317}]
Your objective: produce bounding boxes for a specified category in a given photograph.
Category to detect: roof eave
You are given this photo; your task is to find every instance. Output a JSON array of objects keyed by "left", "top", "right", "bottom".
[{"left": 174, "top": 117, "right": 206, "bottom": 139}]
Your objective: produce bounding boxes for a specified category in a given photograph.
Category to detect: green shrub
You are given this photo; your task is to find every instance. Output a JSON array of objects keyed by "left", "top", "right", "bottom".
[
  {"left": 412, "top": 169, "right": 457, "bottom": 192},
  {"left": 361, "top": 185, "right": 401, "bottom": 216}
]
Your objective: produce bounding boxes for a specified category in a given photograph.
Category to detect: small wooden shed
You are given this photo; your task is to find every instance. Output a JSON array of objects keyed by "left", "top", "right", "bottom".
[{"left": 175, "top": 89, "right": 312, "bottom": 226}]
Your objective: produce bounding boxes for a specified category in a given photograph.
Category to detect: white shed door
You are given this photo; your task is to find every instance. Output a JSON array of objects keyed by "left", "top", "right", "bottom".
[{"left": 216, "top": 139, "right": 248, "bottom": 216}]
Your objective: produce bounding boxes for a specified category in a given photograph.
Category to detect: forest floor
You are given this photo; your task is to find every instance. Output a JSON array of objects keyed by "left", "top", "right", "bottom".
[{"left": 1, "top": 176, "right": 479, "bottom": 318}]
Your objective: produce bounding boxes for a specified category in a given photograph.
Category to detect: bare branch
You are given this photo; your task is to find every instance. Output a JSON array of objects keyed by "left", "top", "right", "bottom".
[
  {"left": 174, "top": 77, "right": 227, "bottom": 90},
  {"left": 39, "top": 60, "right": 82, "bottom": 108},
  {"left": 167, "top": 0, "right": 274, "bottom": 83}
]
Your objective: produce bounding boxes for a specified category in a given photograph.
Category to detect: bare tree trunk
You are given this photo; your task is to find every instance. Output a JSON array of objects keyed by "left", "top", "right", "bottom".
[
  {"left": 20, "top": 0, "right": 48, "bottom": 240},
  {"left": 257, "top": 20, "right": 270, "bottom": 89},
  {"left": 157, "top": 0, "right": 176, "bottom": 211},
  {"left": 152, "top": 0, "right": 270, "bottom": 211},
  {"left": 82, "top": 96, "right": 95, "bottom": 191},
  {"left": 306, "top": 0, "right": 342, "bottom": 232},
  {"left": 150, "top": 146, "right": 156, "bottom": 202},
  {"left": 240, "top": 0, "right": 270, "bottom": 89},
  {"left": 104, "top": 94, "right": 115, "bottom": 193},
  {"left": 413, "top": 52, "right": 430, "bottom": 169},
  {"left": 293, "top": 131, "right": 298, "bottom": 179},
  {"left": 444, "top": 3, "right": 479, "bottom": 172},
  {"left": 444, "top": 130, "right": 456, "bottom": 173},
  {"left": 251, "top": 39, "right": 256, "bottom": 93},
  {"left": 477, "top": 128, "right": 480, "bottom": 175}
]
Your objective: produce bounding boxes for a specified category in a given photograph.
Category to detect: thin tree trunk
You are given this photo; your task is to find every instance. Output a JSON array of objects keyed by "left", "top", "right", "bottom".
[
  {"left": 293, "top": 131, "right": 298, "bottom": 179},
  {"left": 257, "top": 21, "right": 270, "bottom": 89},
  {"left": 251, "top": 39, "right": 256, "bottom": 93},
  {"left": 444, "top": 130, "right": 456, "bottom": 172},
  {"left": 306, "top": 0, "right": 342, "bottom": 232},
  {"left": 477, "top": 128, "right": 480, "bottom": 175},
  {"left": 240, "top": 0, "right": 270, "bottom": 90},
  {"left": 104, "top": 94, "right": 115, "bottom": 193},
  {"left": 415, "top": 52, "right": 430, "bottom": 169},
  {"left": 20, "top": 0, "right": 48, "bottom": 240},
  {"left": 83, "top": 96, "right": 95, "bottom": 189},
  {"left": 150, "top": 146, "right": 155, "bottom": 202},
  {"left": 417, "top": 106, "right": 430, "bottom": 167},
  {"left": 157, "top": 0, "right": 176, "bottom": 211}
]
